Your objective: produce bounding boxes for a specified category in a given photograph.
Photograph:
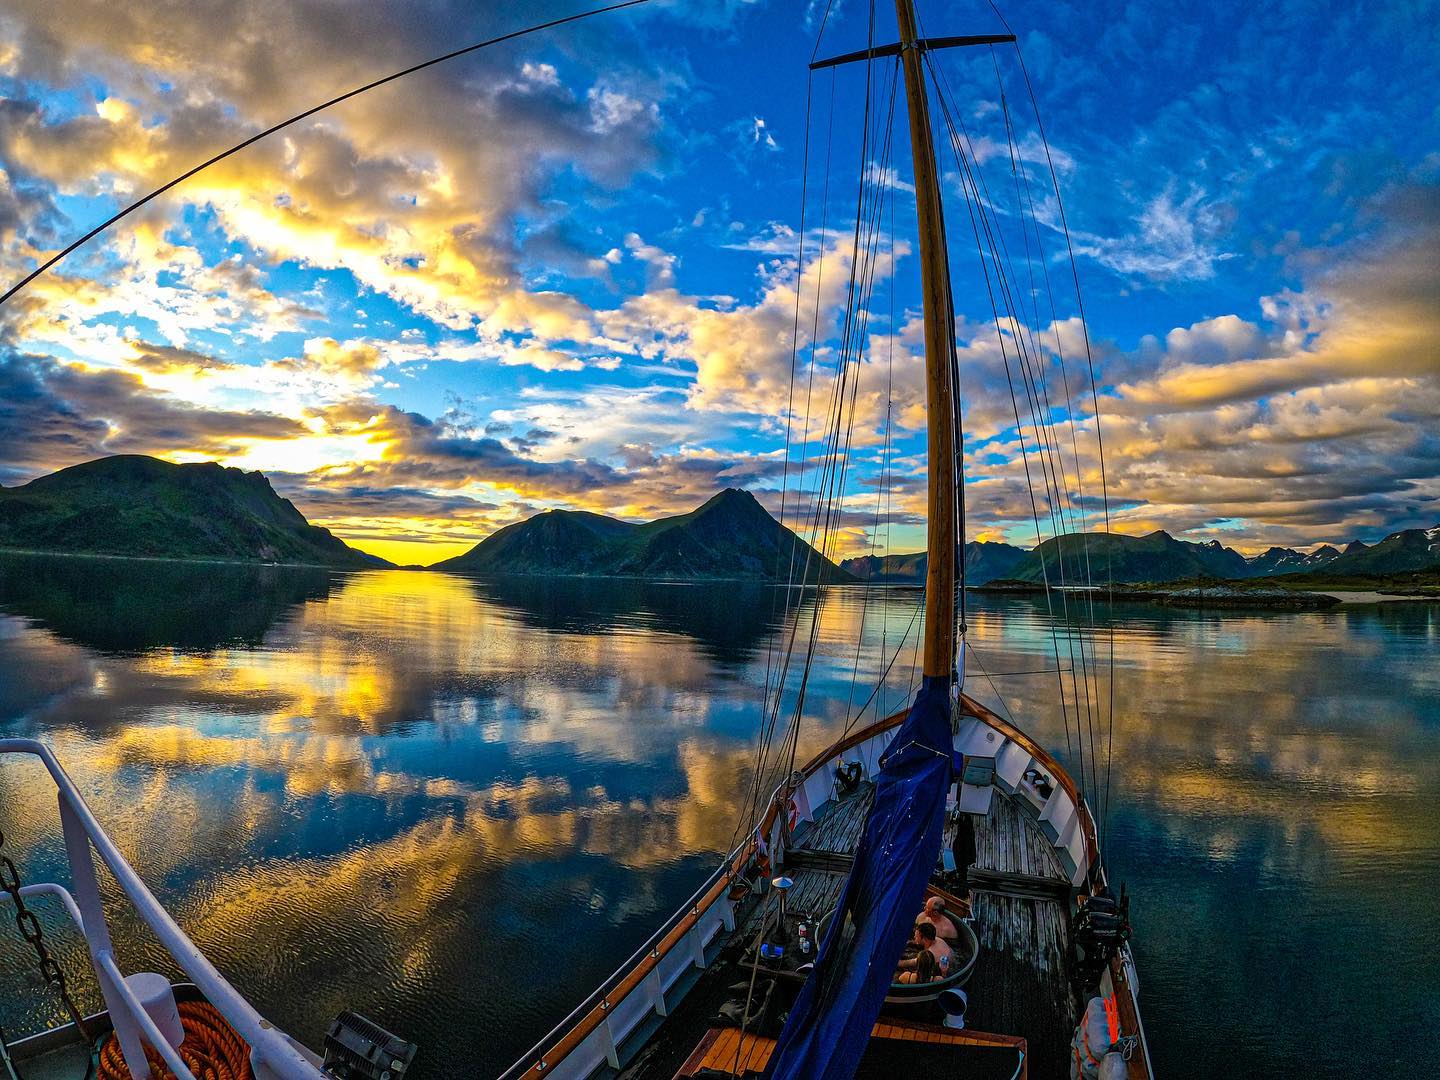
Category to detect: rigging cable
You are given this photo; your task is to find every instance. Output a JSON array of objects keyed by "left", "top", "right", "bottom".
[
  {"left": 0, "top": 0, "right": 652, "bottom": 308},
  {"left": 770, "top": 0, "right": 888, "bottom": 797},
  {"left": 734, "top": 12, "right": 882, "bottom": 1066},
  {"left": 737, "top": 4, "right": 841, "bottom": 860},
  {"left": 987, "top": 47, "right": 1103, "bottom": 822},
  {"left": 923, "top": 52, "right": 1085, "bottom": 802},
  {"left": 985, "top": 0, "right": 1120, "bottom": 851},
  {"left": 995, "top": 44, "right": 1110, "bottom": 844}
]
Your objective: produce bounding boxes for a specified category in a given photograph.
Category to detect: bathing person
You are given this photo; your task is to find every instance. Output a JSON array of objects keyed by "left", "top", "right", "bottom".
[
  {"left": 897, "top": 946, "right": 940, "bottom": 984},
  {"left": 897, "top": 921, "right": 953, "bottom": 976},
  {"left": 918, "top": 896, "right": 959, "bottom": 939}
]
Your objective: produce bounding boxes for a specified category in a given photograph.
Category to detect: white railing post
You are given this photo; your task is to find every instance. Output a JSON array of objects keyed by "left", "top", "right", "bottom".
[
  {"left": 58, "top": 792, "right": 152, "bottom": 1079},
  {"left": 0, "top": 739, "right": 324, "bottom": 1079}
]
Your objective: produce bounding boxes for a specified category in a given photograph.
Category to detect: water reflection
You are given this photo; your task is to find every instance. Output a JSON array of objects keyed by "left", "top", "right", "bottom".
[
  {"left": 0, "top": 553, "right": 335, "bottom": 653},
  {"left": 0, "top": 557, "right": 1435, "bottom": 1077}
]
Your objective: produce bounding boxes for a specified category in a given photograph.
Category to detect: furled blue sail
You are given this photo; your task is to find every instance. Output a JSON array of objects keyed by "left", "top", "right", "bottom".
[{"left": 763, "top": 674, "right": 955, "bottom": 1080}]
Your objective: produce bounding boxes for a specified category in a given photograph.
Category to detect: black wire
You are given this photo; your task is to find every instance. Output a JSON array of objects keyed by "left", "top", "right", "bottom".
[
  {"left": 0, "top": 0, "right": 651, "bottom": 308},
  {"left": 984, "top": 0, "right": 1119, "bottom": 852},
  {"left": 924, "top": 54, "right": 1083, "bottom": 796}
]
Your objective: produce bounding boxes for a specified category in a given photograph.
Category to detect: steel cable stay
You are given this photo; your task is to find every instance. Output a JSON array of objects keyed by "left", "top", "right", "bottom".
[
  {"left": 0, "top": 0, "right": 653, "bottom": 309},
  {"left": 923, "top": 54, "right": 1087, "bottom": 804},
  {"left": 928, "top": 49, "right": 1115, "bottom": 838},
  {"left": 842, "top": 63, "right": 904, "bottom": 736},
  {"left": 924, "top": 28, "right": 1117, "bottom": 854},
  {"left": 763, "top": 1, "right": 889, "bottom": 801},
  {"left": 982, "top": 0, "right": 1121, "bottom": 844},
  {"left": 984, "top": 57, "right": 1105, "bottom": 829},
  {"left": 733, "top": 3, "right": 890, "bottom": 1067},
  {"left": 982, "top": 48, "right": 1105, "bottom": 804}
]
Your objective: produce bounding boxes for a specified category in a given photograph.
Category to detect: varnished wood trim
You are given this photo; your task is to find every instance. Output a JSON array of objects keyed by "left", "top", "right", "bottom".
[
  {"left": 679, "top": 1022, "right": 1027, "bottom": 1078},
  {"left": 1107, "top": 953, "right": 1150, "bottom": 1080}
]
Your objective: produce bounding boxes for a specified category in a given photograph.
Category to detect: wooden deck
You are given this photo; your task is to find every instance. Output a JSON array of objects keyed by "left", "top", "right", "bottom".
[
  {"left": 790, "top": 784, "right": 874, "bottom": 855},
  {"left": 613, "top": 765, "right": 1097, "bottom": 1080},
  {"left": 962, "top": 791, "right": 1079, "bottom": 1080},
  {"left": 726, "top": 783, "right": 1081, "bottom": 1080},
  {"left": 677, "top": 1021, "right": 1028, "bottom": 1079}
]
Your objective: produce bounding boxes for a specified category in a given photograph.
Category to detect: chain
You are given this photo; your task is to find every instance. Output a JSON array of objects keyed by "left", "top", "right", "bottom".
[{"left": 0, "top": 829, "right": 93, "bottom": 1044}]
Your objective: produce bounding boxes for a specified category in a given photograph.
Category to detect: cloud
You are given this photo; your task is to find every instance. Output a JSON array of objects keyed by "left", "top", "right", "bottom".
[
  {"left": 0, "top": 351, "right": 303, "bottom": 483},
  {"left": 1070, "top": 183, "right": 1237, "bottom": 282},
  {"left": 0, "top": 0, "right": 674, "bottom": 363},
  {"left": 1087, "top": 184, "right": 1440, "bottom": 543},
  {"left": 751, "top": 116, "right": 778, "bottom": 151}
]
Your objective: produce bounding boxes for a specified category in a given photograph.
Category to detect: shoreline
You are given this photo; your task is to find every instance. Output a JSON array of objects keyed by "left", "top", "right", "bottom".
[{"left": 0, "top": 546, "right": 366, "bottom": 572}]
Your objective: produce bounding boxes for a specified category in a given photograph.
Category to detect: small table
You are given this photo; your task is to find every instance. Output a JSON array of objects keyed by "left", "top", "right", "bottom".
[{"left": 749, "top": 909, "right": 822, "bottom": 979}]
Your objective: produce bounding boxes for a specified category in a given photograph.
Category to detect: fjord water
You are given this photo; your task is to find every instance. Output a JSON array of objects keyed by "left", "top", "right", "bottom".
[{"left": 0, "top": 555, "right": 1435, "bottom": 1077}]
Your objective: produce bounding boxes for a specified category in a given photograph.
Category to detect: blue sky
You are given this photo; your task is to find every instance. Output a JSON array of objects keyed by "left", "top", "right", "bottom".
[{"left": 1, "top": 0, "right": 1437, "bottom": 563}]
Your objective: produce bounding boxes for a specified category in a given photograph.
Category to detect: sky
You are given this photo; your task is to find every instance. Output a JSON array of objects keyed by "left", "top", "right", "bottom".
[{"left": 0, "top": 0, "right": 1437, "bottom": 566}]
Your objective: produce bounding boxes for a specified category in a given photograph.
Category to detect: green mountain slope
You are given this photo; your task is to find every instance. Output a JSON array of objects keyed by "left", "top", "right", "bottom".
[
  {"left": 1321, "top": 525, "right": 1440, "bottom": 574},
  {"left": 840, "top": 540, "right": 1028, "bottom": 585},
  {"left": 1010, "top": 530, "right": 1250, "bottom": 584},
  {"left": 0, "top": 456, "right": 387, "bottom": 567},
  {"left": 436, "top": 488, "right": 853, "bottom": 581}
]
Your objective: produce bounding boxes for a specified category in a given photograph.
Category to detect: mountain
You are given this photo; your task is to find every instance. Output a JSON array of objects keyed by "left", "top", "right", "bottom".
[
  {"left": 436, "top": 488, "right": 854, "bottom": 582},
  {"left": 840, "top": 540, "right": 1028, "bottom": 585},
  {"left": 1009, "top": 530, "right": 1250, "bottom": 585},
  {"left": 1321, "top": 525, "right": 1440, "bottom": 575},
  {"left": 0, "top": 456, "right": 387, "bottom": 567},
  {"left": 1245, "top": 544, "right": 1341, "bottom": 576}
]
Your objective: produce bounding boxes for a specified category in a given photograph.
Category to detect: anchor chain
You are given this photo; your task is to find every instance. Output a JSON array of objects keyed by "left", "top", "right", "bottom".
[{"left": 0, "top": 829, "right": 93, "bottom": 1043}]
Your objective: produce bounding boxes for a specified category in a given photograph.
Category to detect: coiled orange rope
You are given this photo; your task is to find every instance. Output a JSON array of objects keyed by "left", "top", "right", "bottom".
[{"left": 98, "top": 1001, "right": 254, "bottom": 1080}]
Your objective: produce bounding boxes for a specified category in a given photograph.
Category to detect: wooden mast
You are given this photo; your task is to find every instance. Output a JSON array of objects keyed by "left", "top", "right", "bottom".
[{"left": 895, "top": 0, "right": 958, "bottom": 679}]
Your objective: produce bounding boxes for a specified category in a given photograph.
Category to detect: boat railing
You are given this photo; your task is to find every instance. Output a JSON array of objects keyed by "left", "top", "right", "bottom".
[
  {"left": 497, "top": 833, "right": 755, "bottom": 1080},
  {"left": 0, "top": 738, "right": 325, "bottom": 1080}
]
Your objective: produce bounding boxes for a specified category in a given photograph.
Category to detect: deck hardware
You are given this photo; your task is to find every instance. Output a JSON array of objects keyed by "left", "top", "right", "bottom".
[
  {"left": 321, "top": 1010, "right": 417, "bottom": 1079},
  {"left": 0, "top": 829, "right": 92, "bottom": 1043}
]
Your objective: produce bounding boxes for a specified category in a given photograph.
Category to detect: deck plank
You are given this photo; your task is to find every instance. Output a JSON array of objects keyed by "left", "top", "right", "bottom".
[
  {"left": 792, "top": 783, "right": 875, "bottom": 856},
  {"left": 962, "top": 789, "right": 1078, "bottom": 1080}
]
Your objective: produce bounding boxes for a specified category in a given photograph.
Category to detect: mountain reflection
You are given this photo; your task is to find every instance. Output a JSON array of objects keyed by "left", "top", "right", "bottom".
[
  {"left": 456, "top": 574, "right": 789, "bottom": 665},
  {"left": 0, "top": 552, "right": 335, "bottom": 654},
  {"left": 0, "top": 562, "right": 1435, "bottom": 1077},
  {"left": 0, "top": 562, "right": 826, "bottom": 1066}
]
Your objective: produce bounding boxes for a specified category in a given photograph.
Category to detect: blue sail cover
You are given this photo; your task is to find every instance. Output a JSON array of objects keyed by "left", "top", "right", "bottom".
[{"left": 763, "top": 674, "right": 955, "bottom": 1080}]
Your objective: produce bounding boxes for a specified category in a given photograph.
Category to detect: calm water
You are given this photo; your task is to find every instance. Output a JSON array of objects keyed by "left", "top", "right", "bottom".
[{"left": 0, "top": 554, "right": 1436, "bottom": 1077}]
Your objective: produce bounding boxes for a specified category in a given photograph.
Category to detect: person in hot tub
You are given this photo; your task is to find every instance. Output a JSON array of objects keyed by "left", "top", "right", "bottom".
[
  {"left": 918, "top": 896, "right": 959, "bottom": 939},
  {"left": 898, "top": 921, "right": 953, "bottom": 977},
  {"left": 897, "top": 946, "right": 940, "bottom": 985}
]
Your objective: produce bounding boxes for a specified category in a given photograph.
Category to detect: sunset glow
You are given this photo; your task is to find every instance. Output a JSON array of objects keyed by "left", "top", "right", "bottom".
[{"left": 1, "top": 1, "right": 1436, "bottom": 563}]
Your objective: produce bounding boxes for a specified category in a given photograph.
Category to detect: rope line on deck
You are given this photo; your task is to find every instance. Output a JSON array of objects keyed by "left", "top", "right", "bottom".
[{"left": 98, "top": 1003, "right": 253, "bottom": 1080}]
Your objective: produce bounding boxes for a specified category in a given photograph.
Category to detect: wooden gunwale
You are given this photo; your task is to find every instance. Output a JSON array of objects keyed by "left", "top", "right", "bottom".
[
  {"left": 507, "top": 699, "right": 1107, "bottom": 1079},
  {"left": 1106, "top": 952, "right": 1150, "bottom": 1080},
  {"left": 512, "top": 711, "right": 910, "bottom": 1077}
]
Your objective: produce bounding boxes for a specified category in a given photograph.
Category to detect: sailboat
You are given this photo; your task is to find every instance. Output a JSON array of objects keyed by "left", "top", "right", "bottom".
[
  {"left": 1, "top": 2, "right": 1151, "bottom": 1079},
  {"left": 495, "top": 4, "right": 1154, "bottom": 1079}
]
